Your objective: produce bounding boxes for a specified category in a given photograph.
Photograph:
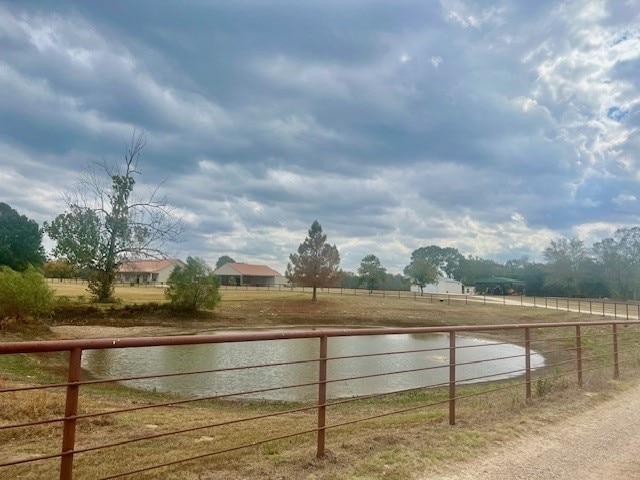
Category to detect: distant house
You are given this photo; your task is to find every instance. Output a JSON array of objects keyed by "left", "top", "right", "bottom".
[
  {"left": 410, "top": 276, "right": 466, "bottom": 294},
  {"left": 117, "top": 259, "right": 186, "bottom": 285},
  {"left": 212, "top": 262, "right": 285, "bottom": 287}
]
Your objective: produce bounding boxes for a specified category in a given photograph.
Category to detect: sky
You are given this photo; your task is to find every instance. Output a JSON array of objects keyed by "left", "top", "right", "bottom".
[{"left": 1, "top": 0, "right": 639, "bottom": 275}]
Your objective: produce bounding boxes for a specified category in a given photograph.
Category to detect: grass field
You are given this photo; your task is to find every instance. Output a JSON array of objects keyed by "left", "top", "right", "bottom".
[
  {"left": 1, "top": 284, "right": 639, "bottom": 479},
  {"left": 47, "top": 282, "right": 599, "bottom": 331}
]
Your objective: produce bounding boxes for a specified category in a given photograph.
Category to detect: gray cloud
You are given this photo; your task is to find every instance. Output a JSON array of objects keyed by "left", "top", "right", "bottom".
[{"left": 1, "top": 0, "right": 639, "bottom": 274}]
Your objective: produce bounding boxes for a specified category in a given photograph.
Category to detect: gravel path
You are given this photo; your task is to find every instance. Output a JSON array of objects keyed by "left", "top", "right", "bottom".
[{"left": 424, "top": 381, "right": 640, "bottom": 480}]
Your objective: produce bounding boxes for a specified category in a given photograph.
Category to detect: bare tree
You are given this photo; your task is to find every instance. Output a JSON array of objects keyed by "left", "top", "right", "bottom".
[{"left": 45, "top": 132, "right": 185, "bottom": 302}]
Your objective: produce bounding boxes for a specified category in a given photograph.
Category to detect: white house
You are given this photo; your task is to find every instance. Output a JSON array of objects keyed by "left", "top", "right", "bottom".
[
  {"left": 117, "top": 259, "right": 186, "bottom": 284},
  {"left": 213, "top": 262, "right": 285, "bottom": 286},
  {"left": 410, "top": 276, "right": 467, "bottom": 294}
]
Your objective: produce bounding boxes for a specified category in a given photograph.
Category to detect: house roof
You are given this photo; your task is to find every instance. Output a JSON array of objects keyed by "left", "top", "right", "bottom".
[
  {"left": 474, "top": 276, "right": 525, "bottom": 285},
  {"left": 217, "top": 263, "right": 281, "bottom": 277},
  {"left": 118, "top": 259, "right": 184, "bottom": 273}
]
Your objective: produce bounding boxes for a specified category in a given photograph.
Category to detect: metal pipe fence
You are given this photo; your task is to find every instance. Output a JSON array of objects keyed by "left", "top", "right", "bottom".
[
  {"left": 2, "top": 320, "right": 640, "bottom": 478},
  {"left": 219, "top": 285, "right": 640, "bottom": 320}
]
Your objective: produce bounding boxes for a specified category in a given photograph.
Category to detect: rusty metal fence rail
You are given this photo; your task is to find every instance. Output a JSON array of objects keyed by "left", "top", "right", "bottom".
[{"left": 2, "top": 321, "right": 640, "bottom": 479}]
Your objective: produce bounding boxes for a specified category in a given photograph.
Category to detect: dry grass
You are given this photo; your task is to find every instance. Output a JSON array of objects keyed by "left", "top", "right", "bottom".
[
  {"left": 51, "top": 282, "right": 168, "bottom": 304},
  {"left": 3, "top": 287, "right": 640, "bottom": 479}
]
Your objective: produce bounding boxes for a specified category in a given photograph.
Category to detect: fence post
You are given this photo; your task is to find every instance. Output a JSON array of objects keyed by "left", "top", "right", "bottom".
[
  {"left": 615, "top": 303, "right": 617, "bottom": 318},
  {"left": 576, "top": 326, "right": 583, "bottom": 389},
  {"left": 603, "top": 302, "right": 605, "bottom": 317},
  {"left": 613, "top": 324, "right": 620, "bottom": 380},
  {"left": 317, "top": 336, "right": 328, "bottom": 458},
  {"left": 449, "top": 331, "right": 456, "bottom": 425},
  {"left": 626, "top": 304, "right": 629, "bottom": 320},
  {"left": 525, "top": 327, "right": 532, "bottom": 403},
  {"left": 60, "top": 347, "right": 83, "bottom": 480},
  {"left": 590, "top": 301, "right": 592, "bottom": 314}
]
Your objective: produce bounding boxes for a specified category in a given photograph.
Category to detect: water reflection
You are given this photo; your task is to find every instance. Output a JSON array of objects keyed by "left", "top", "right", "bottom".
[{"left": 82, "top": 333, "right": 544, "bottom": 402}]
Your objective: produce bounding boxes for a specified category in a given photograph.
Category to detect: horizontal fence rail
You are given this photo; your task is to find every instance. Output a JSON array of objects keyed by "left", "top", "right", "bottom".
[{"left": 2, "top": 321, "right": 640, "bottom": 479}]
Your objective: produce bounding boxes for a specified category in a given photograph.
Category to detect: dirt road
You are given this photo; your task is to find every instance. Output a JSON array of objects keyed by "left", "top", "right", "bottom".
[{"left": 424, "top": 381, "right": 640, "bottom": 479}]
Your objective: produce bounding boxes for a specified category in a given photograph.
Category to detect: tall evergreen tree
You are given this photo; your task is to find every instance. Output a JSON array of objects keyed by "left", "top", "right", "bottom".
[
  {"left": 286, "top": 220, "right": 341, "bottom": 301},
  {"left": 358, "top": 254, "right": 386, "bottom": 291}
]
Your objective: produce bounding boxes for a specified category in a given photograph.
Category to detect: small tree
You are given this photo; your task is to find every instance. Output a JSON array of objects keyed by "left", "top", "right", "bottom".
[
  {"left": 286, "top": 220, "right": 341, "bottom": 301},
  {"left": 404, "top": 257, "right": 438, "bottom": 294},
  {"left": 0, "top": 203, "right": 46, "bottom": 271},
  {"left": 165, "top": 257, "right": 221, "bottom": 312},
  {"left": 357, "top": 254, "right": 386, "bottom": 292},
  {"left": 215, "top": 255, "right": 236, "bottom": 269},
  {"left": 45, "top": 133, "right": 185, "bottom": 302},
  {"left": 0, "top": 266, "right": 53, "bottom": 322}
]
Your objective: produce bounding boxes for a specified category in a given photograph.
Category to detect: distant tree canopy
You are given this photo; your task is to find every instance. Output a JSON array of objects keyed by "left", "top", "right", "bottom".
[
  {"left": 215, "top": 255, "right": 236, "bottom": 269},
  {"left": 44, "top": 133, "right": 184, "bottom": 303},
  {"left": 43, "top": 259, "right": 79, "bottom": 279},
  {"left": 403, "top": 256, "right": 438, "bottom": 294},
  {"left": 592, "top": 227, "right": 640, "bottom": 300},
  {"left": 0, "top": 202, "right": 45, "bottom": 271},
  {"left": 410, "top": 245, "right": 464, "bottom": 279},
  {"left": 286, "top": 220, "right": 341, "bottom": 301},
  {"left": 357, "top": 254, "right": 386, "bottom": 291},
  {"left": 330, "top": 225, "right": 640, "bottom": 299}
]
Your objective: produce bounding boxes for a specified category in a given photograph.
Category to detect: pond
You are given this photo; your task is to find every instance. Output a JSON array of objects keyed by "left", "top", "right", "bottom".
[{"left": 82, "top": 332, "right": 545, "bottom": 402}]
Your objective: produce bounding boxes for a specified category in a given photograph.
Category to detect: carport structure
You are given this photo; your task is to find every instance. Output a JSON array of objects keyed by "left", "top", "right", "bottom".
[{"left": 474, "top": 276, "right": 525, "bottom": 295}]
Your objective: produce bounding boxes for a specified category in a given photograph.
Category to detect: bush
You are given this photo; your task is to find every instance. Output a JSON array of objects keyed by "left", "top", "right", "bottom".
[
  {"left": 165, "top": 257, "right": 221, "bottom": 312},
  {"left": 0, "top": 266, "right": 53, "bottom": 321}
]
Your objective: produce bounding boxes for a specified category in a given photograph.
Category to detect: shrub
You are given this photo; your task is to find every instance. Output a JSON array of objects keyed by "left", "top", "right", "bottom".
[
  {"left": 0, "top": 266, "right": 54, "bottom": 321},
  {"left": 165, "top": 257, "right": 221, "bottom": 312}
]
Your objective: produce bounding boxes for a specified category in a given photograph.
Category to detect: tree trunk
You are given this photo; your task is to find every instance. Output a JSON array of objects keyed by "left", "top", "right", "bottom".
[{"left": 312, "top": 286, "right": 317, "bottom": 301}]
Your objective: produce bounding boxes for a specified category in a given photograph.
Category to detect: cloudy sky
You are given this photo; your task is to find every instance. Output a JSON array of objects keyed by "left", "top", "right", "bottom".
[{"left": 1, "top": 1, "right": 639, "bottom": 274}]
